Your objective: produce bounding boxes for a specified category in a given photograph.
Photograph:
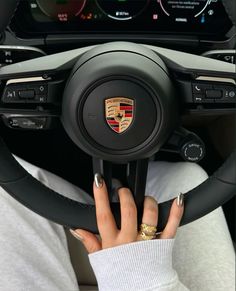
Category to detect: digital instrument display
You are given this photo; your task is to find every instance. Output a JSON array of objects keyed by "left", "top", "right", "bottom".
[
  {"left": 159, "top": 0, "right": 211, "bottom": 19},
  {"left": 12, "top": 0, "right": 232, "bottom": 36},
  {"left": 96, "top": 0, "right": 149, "bottom": 20},
  {"left": 36, "top": 0, "right": 87, "bottom": 21}
]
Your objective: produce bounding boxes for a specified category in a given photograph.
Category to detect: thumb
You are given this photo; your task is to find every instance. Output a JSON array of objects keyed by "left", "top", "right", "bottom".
[{"left": 70, "top": 229, "right": 102, "bottom": 254}]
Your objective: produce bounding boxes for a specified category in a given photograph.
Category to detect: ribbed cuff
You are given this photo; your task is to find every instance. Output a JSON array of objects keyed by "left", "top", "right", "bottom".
[{"left": 89, "top": 239, "right": 177, "bottom": 291}]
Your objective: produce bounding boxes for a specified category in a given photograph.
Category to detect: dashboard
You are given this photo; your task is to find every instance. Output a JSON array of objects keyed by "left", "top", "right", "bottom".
[{"left": 11, "top": 0, "right": 232, "bottom": 37}]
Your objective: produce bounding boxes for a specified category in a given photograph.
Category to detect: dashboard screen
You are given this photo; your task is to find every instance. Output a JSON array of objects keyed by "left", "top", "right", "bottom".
[{"left": 13, "top": 0, "right": 232, "bottom": 36}]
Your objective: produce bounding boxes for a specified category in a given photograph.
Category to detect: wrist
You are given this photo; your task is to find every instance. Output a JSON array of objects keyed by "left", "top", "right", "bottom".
[{"left": 89, "top": 239, "right": 177, "bottom": 291}]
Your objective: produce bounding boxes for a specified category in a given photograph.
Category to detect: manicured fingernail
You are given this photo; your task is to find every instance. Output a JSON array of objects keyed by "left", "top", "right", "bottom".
[
  {"left": 70, "top": 229, "right": 84, "bottom": 241},
  {"left": 176, "top": 193, "right": 184, "bottom": 207},
  {"left": 94, "top": 173, "right": 103, "bottom": 188}
]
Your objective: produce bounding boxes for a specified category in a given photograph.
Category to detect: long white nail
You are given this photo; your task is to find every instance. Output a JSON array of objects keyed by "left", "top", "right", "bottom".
[{"left": 176, "top": 193, "right": 184, "bottom": 207}]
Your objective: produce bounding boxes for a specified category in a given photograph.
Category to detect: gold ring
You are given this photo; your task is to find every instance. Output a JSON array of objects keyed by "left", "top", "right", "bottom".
[
  {"left": 140, "top": 223, "right": 157, "bottom": 236},
  {"left": 138, "top": 231, "right": 156, "bottom": 241}
]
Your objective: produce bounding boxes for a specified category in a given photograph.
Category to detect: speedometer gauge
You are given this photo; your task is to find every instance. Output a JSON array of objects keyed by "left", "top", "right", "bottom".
[
  {"left": 96, "top": 0, "right": 149, "bottom": 20},
  {"left": 36, "top": 0, "right": 87, "bottom": 21},
  {"left": 159, "top": 0, "right": 211, "bottom": 19}
]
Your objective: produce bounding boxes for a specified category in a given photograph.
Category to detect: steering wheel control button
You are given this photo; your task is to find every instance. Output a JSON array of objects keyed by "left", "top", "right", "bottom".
[
  {"left": 192, "top": 83, "right": 212, "bottom": 94},
  {"left": 19, "top": 90, "right": 35, "bottom": 99},
  {"left": 2, "top": 82, "right": 50, "bottom": 104},
  {"left": 216, "top": 54, "right": 236, "bottom": 64},
  {"left": 181, "top": 143, "right": 205, "bottom": 163},
  {"left": 193, "top": 94, "right": 204, "bottom": 103},
  {"left": 205, "top": 89, "right": 222, "bottom": 99},
  {"left": 35, "top": 95, "right": 47, "bottom": 103},
  {"left": 192, "top": 83, "right": 215, "bottom": 103},
  {"left": 2, "top": 87, "right": 19, "bottom": 102},
  {"left": 213, "top": 85, "right": 236, "bottom": 103},
  {"left": 191, "top": 82, "right": 236, "bottom": 104},
  {"left": 193, "top": 94, "right": 214, "bottom": 103},
  {"left": 6, "top": 117, "right": 48, "bottom": 130},
  {"left": 34, "top": 84, "right": 48, "bottom": 95}
]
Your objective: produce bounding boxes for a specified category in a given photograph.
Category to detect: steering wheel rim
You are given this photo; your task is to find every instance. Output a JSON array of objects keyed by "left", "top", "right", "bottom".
[
  {"left": 0, "top": 41, "right": 235, "bottom": 233},
  {"left": 0, "top": 136, "right": 235, "bottom": 232}
]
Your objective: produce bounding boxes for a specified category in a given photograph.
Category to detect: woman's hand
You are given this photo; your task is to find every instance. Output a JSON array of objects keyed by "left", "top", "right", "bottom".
[{"left": 70, "top": 174, "right": 184, "bottom": 254}]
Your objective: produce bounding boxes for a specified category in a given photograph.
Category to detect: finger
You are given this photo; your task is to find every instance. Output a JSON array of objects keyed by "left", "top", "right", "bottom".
[
  {"left": 70, "top": 229, "right": 102, "bottom": 254},
  {"left": 118, "top": 188, "right": 137, "bottom": 238},
  {"left": 137, "top": 196, "right": 158, "bottom": 241},
  {"left": 159, "top": 194, "right": 184, "bottom": 239},
  {"left": 93, "top": 174, "right": 118, "bottom": 239},
  {"left": 142, "top": 196, "right": 158, "bottom": 226}
]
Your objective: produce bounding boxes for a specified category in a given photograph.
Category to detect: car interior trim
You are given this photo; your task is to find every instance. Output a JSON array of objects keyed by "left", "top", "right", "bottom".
[
  {"left": 195, "top": 76, "right": 236, "bottom": 85},
  {"left": 0, "top": 45, "right": 46, "bottom": 55},
  {"left": 7, "top": 76, "right": 50, "bottom": 85},
  {"left": 202, "top": 49, "right": 236, "bottom": 57}
]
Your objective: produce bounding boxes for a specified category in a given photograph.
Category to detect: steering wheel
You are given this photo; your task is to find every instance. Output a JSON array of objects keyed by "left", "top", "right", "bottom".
[{"left": 0, "top": 3, "right": 235, "bottom": 234}]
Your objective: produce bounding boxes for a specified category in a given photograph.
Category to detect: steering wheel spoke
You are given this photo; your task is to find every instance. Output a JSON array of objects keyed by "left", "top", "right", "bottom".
[
  {"left": 146, "top": 45, "right": 236, "bottom": 116},
  {"left": 127, "top": 159, "right": 149, "bottom": 214},
  {"left": 92, "top": 158, "right": 113, "bottom": 198},
  {"left": 92, "top": 157, "right": 149, "bottom": 222},
  {"left": 0, "top": 46, "right": 96, "bottom": 130},
  {"left": 0, "top": 77, "right": 63, "bottom": 130},
  {"left": 0, "top": 46, "right": 94, "bottom": 80},
  {"left": 177, "top": 78, "right": 236, "bottom": 116}
]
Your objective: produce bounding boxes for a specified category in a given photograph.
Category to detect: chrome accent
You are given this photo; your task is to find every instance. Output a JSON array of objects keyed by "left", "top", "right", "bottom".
[
  {"left": 0, "top": 45, "right": 46, "bottom": 56},
  {"left": 177, "top": 193, "right": 184, "bottom": 207},
  {"left": 6, "top": 77, "right": 50, "bottom": 85},
  {"left": 94, "top": 174, "right": 103, "bottom": 189},
  {"left": 196, "top": 76, "right": 236, "bottom": 85},
  {"left": 202, "top": 49, "right": 236, "bottom": 57}
]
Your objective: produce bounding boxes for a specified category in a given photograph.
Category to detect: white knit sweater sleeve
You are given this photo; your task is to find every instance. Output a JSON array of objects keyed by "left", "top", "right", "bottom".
[{"left": 88, "top": 239, "right": 189, "bottom": 291}]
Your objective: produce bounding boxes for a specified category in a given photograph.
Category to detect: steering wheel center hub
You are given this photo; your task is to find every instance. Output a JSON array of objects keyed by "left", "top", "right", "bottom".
[
  {"left": 82, "top": 78, "right": 160, "bottom": 151},
  {"left": 62, "top": 43, "right": 178, "bottom": 162}
]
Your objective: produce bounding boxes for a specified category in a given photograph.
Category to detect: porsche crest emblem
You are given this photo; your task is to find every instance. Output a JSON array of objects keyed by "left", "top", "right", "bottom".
[{"left": 105, "top": 98, "right": 134, "bottom": 134}]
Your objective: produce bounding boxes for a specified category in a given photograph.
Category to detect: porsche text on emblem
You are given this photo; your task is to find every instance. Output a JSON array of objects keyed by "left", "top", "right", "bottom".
[{"left": 105, "top": 97, "right": 134, "bottom": 134}]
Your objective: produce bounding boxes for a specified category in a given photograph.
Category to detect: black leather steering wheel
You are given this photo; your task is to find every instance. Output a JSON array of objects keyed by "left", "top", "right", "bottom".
[{"left": 0, "top": 1, "right": 235, "bottom": 233}]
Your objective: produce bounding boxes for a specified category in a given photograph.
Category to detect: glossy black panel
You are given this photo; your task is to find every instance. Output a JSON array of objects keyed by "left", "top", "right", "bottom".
[{"left": 11, "top": 0, "right": 232, "bottom": 37}]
